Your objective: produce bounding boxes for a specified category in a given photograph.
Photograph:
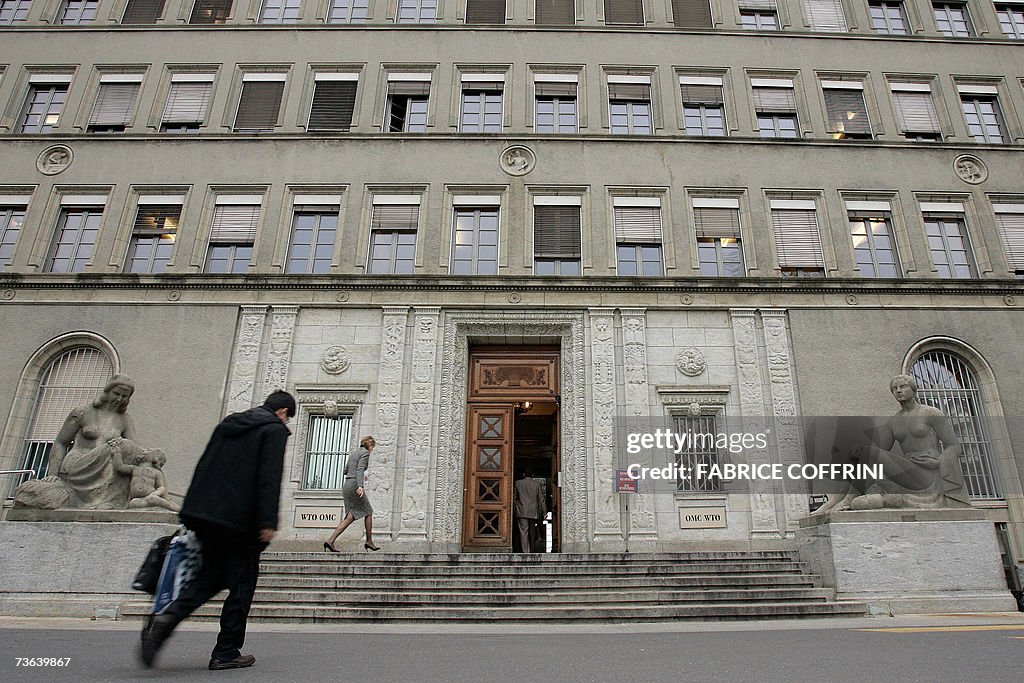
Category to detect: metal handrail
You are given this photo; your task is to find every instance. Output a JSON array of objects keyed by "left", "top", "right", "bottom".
[{"left": 0, "top": 469, "right": 36, "bottom": 478}]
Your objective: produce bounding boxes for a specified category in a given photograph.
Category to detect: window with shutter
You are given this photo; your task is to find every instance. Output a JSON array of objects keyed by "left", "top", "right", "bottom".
[
  {"left": 308, "top": 78, "right": 358, "bottom": 132},
  {"left": 20, "top": 84, "right": 69, "bottom": 133},
  {"left": 891, "top": 86, "right": 942, "bottom": 140},
  {"left": 614, "top": 199, "right": 663, "bottom": 276},
  {"left": 0, "top": 203, "right": 27, "bottom": 272},
  {"left": 933, "top": 2, "right": 973, "bottom": 36},
  {"left": 693, "top": 199, "right": 744, "bottom": 276},
  {"left": 0, "top": 0, "right": 32, "bottom": 24},
  {"left": 604, "top": 0, "right": 643, "bottom": 25},
  {"left": 162, "top": 77, "right": 213, "bottom": 132},
  {"left": 189, "top": 0, "right": 232, "bottom": 24},
  {"left": 993, "top": 206, "right": 1024, "bottom": 275},
  {"left": 127, "top": 200, "right": 182, "bottom": 274},
  {"left": 48, "top": 205, "right": 105, "bottom": 273},
  {"left": 369, "top": 198, "right": 420, "bottom": 274},
  {"left": 771, "top": 205, "right": 825, "bottom": 276},
  {"left": 923, "top": 212, "right": 975, "bottom": 278},
  {"left": 671, "top": 0, "right": 712, "bottom": 26},
  {"left": 234, "top": 76, "right": 286, "bottom": 132},
  {"left": 206, "top": 197, "right": 260, "bottom": 273},
  {"left": 466, "top": 0, "right": 505, "bottom": 23},
  {"left": 848, "top": 210, "right": 900, "bottom": 277},
  {"left": 822, "top": 83, "right": 871, "bottom": 139},
  {"left": 328, "top": 0, "right": 368, "bottom": 21},
  {"left": 753, "top": 81, "right": 799, "bottom": 138},
  {"left": 533, "top": 202, "right": 581, "bottom": 275},
  {"left": 997, "top": 4, "right": 1024, "bottom": 38},
  {"left": 59, "top": 0, "right": 98, "bottom": 24},
  {"left": 802, "top": 0, "right": 847, "bottom": 31},
  {"left": 608, "top": 80, "right": 652, "bottom": 135},
  {"left": 386, "top": 79, "right": 430, "bottom": 132},
  {"left": 122, "top": 0, "right": 165, "bottom": 23},
  {"left": 461, "top": 78, "right": 504, "bottom": 132},
  {"left": 535, "top": 79, "right": 577, "bottom": 133},
  {"left": 88, "top": 80, "right": 142, "bottom": 133},
  {"left": 397, "top": 0, "right": 437, "bottom": 22},
  {"left": 681, "top": 80, "right": 725, "bottom": 136},
  {"left": 740, "top": 9, "right": 779, "bottom": 28},
  {"left": 536, "top": 0, "right": 574, "bottom": 24}
]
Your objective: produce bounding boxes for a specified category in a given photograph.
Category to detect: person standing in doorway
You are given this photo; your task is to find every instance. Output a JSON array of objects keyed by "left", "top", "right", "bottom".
[
  {"left": 514, "top": 469, "right": 547, "bottom": 553},
  {"left": 323, "top": 435, "right": 380, "bottom": 552},
  {"left": 139, "top": 390, "right": 295, "bottom": 671}
]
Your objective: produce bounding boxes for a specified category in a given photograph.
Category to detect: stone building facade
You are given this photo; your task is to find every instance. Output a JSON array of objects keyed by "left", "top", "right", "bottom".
[{"left": 0, "top": 5, "right": 1022, "bottom": 571}]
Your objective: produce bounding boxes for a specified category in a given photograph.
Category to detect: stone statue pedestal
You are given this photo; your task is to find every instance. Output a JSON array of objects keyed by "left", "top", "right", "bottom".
[
  {"left": 0, "top": 517, "right": 178, "bottom": 617},
  {"left": 796, "top": 509, "right": 1017, "bottom": 615}
]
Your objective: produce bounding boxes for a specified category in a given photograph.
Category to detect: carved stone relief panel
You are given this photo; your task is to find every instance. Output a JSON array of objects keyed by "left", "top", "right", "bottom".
[
  {"left": 399, "top": 307, "right": 440, "bottom": 539},
  {"left": 225, "top": 306, "right": 268, "bottom": 416},
  {"left": 589, "top": 309, "right": 620, "bottom": 536},
  {"left": 263, "top": 306, "right": 299, "bottom": 394},
  {"left": 620, "top": 308, "right": 657, "bottom": 537},
  {"left": 370, "top": 306, "right": 410, "bottom": 536}
]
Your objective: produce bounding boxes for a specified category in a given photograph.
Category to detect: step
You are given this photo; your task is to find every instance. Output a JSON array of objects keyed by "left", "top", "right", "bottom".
[
  {"left": 254, "top": 574, "right": 820, "bottom": 591},
  {"left": 262, "top": 551, "right": 802, "bottom": 563},
  {"left": 257, "top": 562, "right": 809, "bottom": 577}
]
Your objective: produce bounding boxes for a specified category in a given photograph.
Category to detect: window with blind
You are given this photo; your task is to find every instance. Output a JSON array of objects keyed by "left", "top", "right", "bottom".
[
  {"left": 303, "top": 414, "right": 353, "bottom": 490},
  {"left": 923, "top": 211, "right": 975, "bottom": 278},
  {"left": 397, "top": 0, "right": 437, "bottom": 22},
  {"left": 870, "top": 1, "right": 909, "bottom": 34},
  {"left": 369, "top": 198, "right": 419, "bottom": 274},
  {"left": 206, "top": 198, "right": 261, "bottom": 273},
  {"left": 933, "top": 2, "right": 973, "bottom": 35},
  {"left": 386, "top": 78, "right": 430, "bottom": 132},
  {"left": 740, "top": 9, "right": 779, "bottom": 28},
  {"left": 771, "top": 203, "right": 825, "bottom": 277},
  {"left": 960, "top": 94, "right": 1006, "bottom": 144},
  {"left": 693, "top": 200, "right": 744, "bottom": 276},
  {"left": 162, "top": 76, "right": 213, "bottom": 133},
  {"left": 533, "top": 202, "right": 581, "bottom": 275},
  {"left": 681, "top": 80, "right": 725, "bottom": 136},
  {"left": 88, "top": 78, "right": 142, "bottom": 133},
  {"left": 613, "top": 199, "right": 663, "bottom": 276},
  {"left": 891, "top": 84, "right": 942, "bottom": 140},
  {"left": 0, "top": 0, "right": 31, "bottom": 24},
  {"left": 122, "top": 0, "right": 166, "bottom": 23},
  {"left": 451, "top": 204, "right": 500, "bottom": 275},
  {"left": 126, "top": 200, "right": 181, "bottom": 274},
  {"left": 536, "top": 0, "right": 574, "bottom": 24},
  {"left": 848, "top": 210, "right": 900, "bottom": 277},
  {"left": 802, "top": 0, "right": 847, "bottom": 31},
  {"left": 466, "top": 0, "right": 505, "bottom": 23},
  {"left": 671, "top": 0, "right": 712, "bottom": 26},
  {"left": 287, "top": 207, "right": 338, "bottom": 274},
  {"left": 328, "top": 0, "right": 368, "bottom": 21},
  {"left": 460, "top": 78, "right": 504, "bottom": 132},
  {"left": 59, "top": 0, "right": 98, "bottom": 24},
  {"left": 47, "top": 206, "right": 104, "bottom": 273},
  {"left": 12, "top": 347, "right": 114, "bottom": 491},
  {"left": 0, "top": 204, "right": 26, "bottom": 272},
  {"left": 20, "top": 83, "right": 68, "bottom": 133},
  {"left": 234, "top": 75, "right": 286, "bottom": 132},
  {"left": 189, "top": 0, "right": 232, "bottom": 23},
  {"left": 535, "top": 79, "right": 577, "bottom": 133},
  {"left": 997, "top": 4, "right": 1024, "bottom": 38},
  {"left": 753, "top": 81, "right": 799, "bottom": 138},
  {"left": 604, "top": 0, "right": 643, "bottom": 25},
  {"left": 993, "top": 205, "right": 1024, "bottom": 277},
  {"left": 308, "top": 77, "right": 357, "bottom": 132},
  {"left": 609, "top": 80, "right": 652, "bottom": 135},
  {"left": 260, "top": 0, "right": 301, "bottom": 22},
  {"left": 822, "top": 82, "right": 871, "bottom": 139}
]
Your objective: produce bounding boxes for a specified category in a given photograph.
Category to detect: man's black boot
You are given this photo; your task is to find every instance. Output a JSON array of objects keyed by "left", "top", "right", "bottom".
[{"left": 139, "top": 614, "right": 175, "bottom": 668}]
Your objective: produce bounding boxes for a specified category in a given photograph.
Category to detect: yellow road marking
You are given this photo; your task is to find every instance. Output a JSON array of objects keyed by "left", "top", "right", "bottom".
[{"left": 856, "top": 625, "right": 1024, "bottom": 633}]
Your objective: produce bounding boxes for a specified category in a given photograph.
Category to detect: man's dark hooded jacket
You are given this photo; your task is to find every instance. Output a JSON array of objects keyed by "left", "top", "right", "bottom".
[{"left": 181, "top": 406, "right": 289, "bottom": 542}]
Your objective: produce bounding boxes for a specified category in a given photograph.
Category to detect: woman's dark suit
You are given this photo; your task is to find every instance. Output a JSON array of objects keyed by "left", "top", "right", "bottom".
[{"left": 341, "top": 447, "right": 373, "bottom": 519}]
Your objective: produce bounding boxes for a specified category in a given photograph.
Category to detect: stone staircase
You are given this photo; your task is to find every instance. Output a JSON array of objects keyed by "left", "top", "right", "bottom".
[{"left": 122, "top": 551, "right": 866, "bottom": 622}]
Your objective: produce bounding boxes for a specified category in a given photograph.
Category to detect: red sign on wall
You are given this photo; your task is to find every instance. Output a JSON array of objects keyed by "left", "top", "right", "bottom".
[{"left": 615, "top": 469, "right": 637, "bottom": 494}]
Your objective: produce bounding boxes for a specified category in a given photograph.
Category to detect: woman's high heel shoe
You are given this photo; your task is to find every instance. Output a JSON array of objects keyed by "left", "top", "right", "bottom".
[
  {"left": 364, "top": 543, "right": 381, "bottom": 552},
  {"left": 323, "top": 541, "right": 339, "bottom": 553}
]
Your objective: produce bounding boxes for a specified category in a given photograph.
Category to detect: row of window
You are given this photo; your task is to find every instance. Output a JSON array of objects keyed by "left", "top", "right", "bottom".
[
  {"left": 2, "top": 187, "right": 1022, "bottom": 278},
  {"left": 6, "top": 64, "right": 1024, "bottom": 143},
  {"left": 2, "top": 0, "right": 1024, "bottom": 39}
]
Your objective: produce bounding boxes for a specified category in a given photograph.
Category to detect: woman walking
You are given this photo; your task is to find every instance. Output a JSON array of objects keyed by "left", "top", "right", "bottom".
[{"left": 323, "top": 436, "right": 380, "bottom": 552}]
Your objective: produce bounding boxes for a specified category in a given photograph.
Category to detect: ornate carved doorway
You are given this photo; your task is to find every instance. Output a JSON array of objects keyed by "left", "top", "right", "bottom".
[{"left": 462, "top": 346, "right": 560, "bottom": 552}]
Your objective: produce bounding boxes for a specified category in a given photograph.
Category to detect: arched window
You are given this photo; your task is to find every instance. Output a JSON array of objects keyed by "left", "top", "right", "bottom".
[
  {"left": 10, "top": 347, "right": 113, "bottom": 492},
  {"left": 910, "top": 350, "right": 1000, "bottom": 500}
]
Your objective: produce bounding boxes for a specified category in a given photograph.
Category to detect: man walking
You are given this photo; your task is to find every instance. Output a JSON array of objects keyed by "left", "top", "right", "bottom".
[
  {"left": 514, "top": 469, "right": 547, "bottom": 553},
  {"left": 140, "top": 390, "right": 295, "bottom": 670}
]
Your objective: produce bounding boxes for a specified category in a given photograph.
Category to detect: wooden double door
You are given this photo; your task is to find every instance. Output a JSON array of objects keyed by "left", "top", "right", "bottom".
[{"left": 461, "top": 347, "right": 560, "bottom": 552}]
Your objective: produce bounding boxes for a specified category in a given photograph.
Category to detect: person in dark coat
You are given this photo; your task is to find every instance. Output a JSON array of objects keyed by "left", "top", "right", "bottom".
[{"left": 140, "top": 391, "right": 295, "bottom": 671}]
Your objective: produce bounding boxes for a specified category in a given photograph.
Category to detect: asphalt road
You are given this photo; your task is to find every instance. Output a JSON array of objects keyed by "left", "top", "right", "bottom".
[{"left": 1, "top": 619, "right": 1023, "bottom": 683}]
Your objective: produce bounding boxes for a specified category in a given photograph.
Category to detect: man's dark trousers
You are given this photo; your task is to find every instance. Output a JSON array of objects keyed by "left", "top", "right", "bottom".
[{"left": 160, "top": 526, "right": 261, "bottom": 662}]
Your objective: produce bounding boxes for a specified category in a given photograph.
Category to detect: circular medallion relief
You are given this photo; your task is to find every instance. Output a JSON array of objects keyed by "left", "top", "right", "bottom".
[
  {"left": 676, "top": 348, "right": 707, "bottom": 377},
  {"left": 37, "top": 145, "right": 74, "bottom": 176},
  {"left": 953, "top": 154, "right": 988, "bottom": 185},
  {"left": 499, "top": 145, "right": 536, "bottom": 176},
  {"left": 321, "top": 345, "right": 351, "bottom": 375}
]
